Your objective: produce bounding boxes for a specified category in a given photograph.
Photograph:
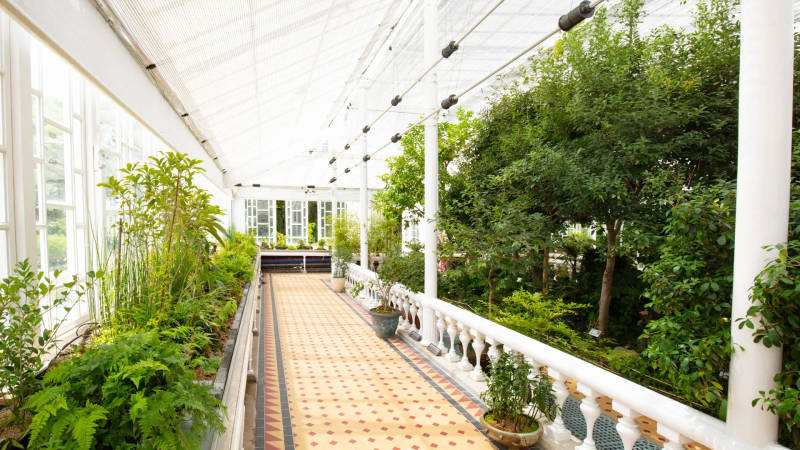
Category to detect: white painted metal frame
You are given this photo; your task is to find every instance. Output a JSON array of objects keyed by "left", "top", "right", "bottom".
[{"left": 285, "top": 200, "right": 308, "bottom": 246}]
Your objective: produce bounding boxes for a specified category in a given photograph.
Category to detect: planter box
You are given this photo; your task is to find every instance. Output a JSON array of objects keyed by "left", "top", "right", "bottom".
[{"left": 203, "top": 257, "right": 260, "bottom": 450}]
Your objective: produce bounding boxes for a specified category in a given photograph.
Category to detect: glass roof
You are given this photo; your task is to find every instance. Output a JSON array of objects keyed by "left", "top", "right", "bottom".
[{"left": 100, "top": 0, "right": 710, "bottom": 189}]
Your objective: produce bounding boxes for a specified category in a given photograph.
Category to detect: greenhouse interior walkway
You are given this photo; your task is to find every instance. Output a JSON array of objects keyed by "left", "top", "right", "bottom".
[
  {"left": 254, "top": 274, "right": 677, "bottom": 450},
  {"left": 256, "top": 273, "right": 496, "bottom": 449}
]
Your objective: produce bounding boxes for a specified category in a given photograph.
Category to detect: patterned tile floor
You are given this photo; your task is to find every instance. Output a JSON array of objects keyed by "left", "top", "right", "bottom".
[{"left": 259, "top": 273, "right": 499, "bottom": 450}]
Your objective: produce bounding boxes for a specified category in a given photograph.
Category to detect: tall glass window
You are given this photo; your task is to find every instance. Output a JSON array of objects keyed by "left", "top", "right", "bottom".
[
  {"left": 285, "top": 200, "right": 307, "bottom": 245},
  {"left": 317, "top": 201, "right": 345, "bottom": 241},
  {"left": 245, "top": 199, "right": 275, "bottom": 244}
]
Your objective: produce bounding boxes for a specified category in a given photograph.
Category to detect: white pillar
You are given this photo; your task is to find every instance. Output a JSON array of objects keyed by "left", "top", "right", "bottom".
[
  {"left": 359, "top": 86, "right": 369, "bottom": 269},
  {"left": 727, "top": 0, "right": 793, "bottom": 445},
  {"left": 331, "top": 160, "right": 337, "bottom": 278},
  {"left": 420, "top": 0, "right": 439, "bottom": 346},
  {"left": 8, "top": 23, "right": 36, "bottom": 267}
]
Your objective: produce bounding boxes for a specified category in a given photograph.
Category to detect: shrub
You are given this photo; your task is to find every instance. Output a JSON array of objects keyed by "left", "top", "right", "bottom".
[
  {"left": 25, "top": 332, "right": 224, "bottom": 449},
  {"left": 0, "top": 260, "right": 96, "bottom": 420}
]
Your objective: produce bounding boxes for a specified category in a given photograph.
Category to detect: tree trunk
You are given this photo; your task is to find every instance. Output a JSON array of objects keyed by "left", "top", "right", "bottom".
[
  {"left": 542, "top": 248, "right": 550, "bottom": 294},
  {"left": 597, "top": 219, "right": 622, "bottom": 336}
]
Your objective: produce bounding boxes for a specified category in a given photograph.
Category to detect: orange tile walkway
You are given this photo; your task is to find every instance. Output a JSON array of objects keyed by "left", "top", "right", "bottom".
[{"left": 261, "top": 273, "right": 498, "bottom": 450}]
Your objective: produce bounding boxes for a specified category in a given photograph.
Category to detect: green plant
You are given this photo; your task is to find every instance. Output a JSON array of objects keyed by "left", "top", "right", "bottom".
[
  {"left": 332, "top": 214, "right": 359, "bottom": 278},
  {"left": 0, "top": 260, "right": 97, "bottom": 421},
  {"left": 25, "top": 332, "right": 224, "bottom": 450},
  {"left": 96, "top": 151, "right": 224, "bottom": 327},
  {"left": 275, "top": 232, "right": 286, "bottom": 248},
  {"left": 377, "top": 248, "right": 424, "bottom": 293},
  {"left": 349, "top": 281, "right": 364, "bottom": 298},
  {"left": 640, "top": 181, "right": 736, "bottom": 411},
  {"left": 480, "top": 352, "right": 556, "bottom": 433},
  {"left": 307, "top": 222, "right": 316, "bottom": 246}
]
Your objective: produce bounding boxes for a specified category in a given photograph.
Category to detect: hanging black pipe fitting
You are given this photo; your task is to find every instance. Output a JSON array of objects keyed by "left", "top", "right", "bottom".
[
  {"left": 362, "top": 125, "right": 371, "bottom": 133},
  {"left": 344, "top": 168, "right": 351, "bottom": 173},
  {"left": 391, "top": 133, "right": 402, "bottom": 143},
  {"left": 362, "top": 155, "right": 371, "bottom": 162},
  {"left": 558, "top": 1, "right": 595, "bottom": 32},
  {"left": 344, "top": 143, "right": 350, "bottom": 150},
  {"left": 441, "top": 94, "right": 459, "bottom": 110},
  {"left": 329, "top": 177, "right": 337, "bottom": 183},
  {"left": 441, "top": 40, "right": 459, "bottom": 58},
  {"left": 391, "top": 95, "right": 402, "bottom": 106},
  {"left": 329, "top": 156, "right": 337, "bottom": 165}
]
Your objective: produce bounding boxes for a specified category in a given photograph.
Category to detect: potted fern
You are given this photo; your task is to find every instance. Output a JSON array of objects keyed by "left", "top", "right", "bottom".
[
  {"left": 331, "top": 244, "right": 350, "bottom": 292},
  {"left": 479, "top": 352, "right": 557, "bottom": 448}
]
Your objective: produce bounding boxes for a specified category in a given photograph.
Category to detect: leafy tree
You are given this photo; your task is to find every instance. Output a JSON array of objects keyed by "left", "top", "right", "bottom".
[
  {"left": 640, "top": 181, "right": 736, "bottom": 412},
  {"left": 524, "top": 0, "right": 740, "bottom": 335},
  {"left": 372, "top": 109, "right": 478, "bottom": 224}
]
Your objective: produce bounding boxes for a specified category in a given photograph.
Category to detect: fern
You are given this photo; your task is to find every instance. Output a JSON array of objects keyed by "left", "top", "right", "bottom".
[{"left": 25, "top": 332, "right": 223, "bottom": 449}]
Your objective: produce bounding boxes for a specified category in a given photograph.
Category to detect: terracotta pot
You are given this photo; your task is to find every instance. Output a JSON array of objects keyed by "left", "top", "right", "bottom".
[
  {"left": 478, "top": 411, "right": 542, "bottom": 448},
  {"left": 368, "top": 308, "right": 401, "bottom": 338},
  {"left": 331, "top": 277, "right": 345, "bottom": 292}
]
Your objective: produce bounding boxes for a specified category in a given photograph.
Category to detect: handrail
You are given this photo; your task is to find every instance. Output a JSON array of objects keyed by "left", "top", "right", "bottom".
[{"left": 345, "top": 264, "right": 788, "bottom": 450}]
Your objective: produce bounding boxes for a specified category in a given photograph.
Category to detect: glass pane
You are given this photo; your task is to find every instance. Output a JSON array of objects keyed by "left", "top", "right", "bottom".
[
  {"left": 74, "top": 173, "right": 84, "bottom": 223},
  {"left": 72, "top": 118, "right": 82, "bottom": 168},
  {"left": 257, "top": 200, "right": 270, "bottom": 209},
  {"left": 33, "top": 164, "right": 41, "bottom": 224},
  {"left": 98, "top": 96, "right": 118, "bottom": 149},
  {"left": 42, "top": 49, "right": 69, "bottom": 124},
  {"left": 76, "top": 227, "right": 86, "bottom": 276},
  {"left": 0, "top": 75, "right": 5, "bottom": 146},
  {"left": 0, "top": 229, "right": 7, "bottom": 279},
  {"left": 257, "top": 210, "right": 269, "bottom": 223},
  {"left": 31, "top": 95, "right": 41, "bottom": 157},
  {"left": 99, "top": 151, "right": 119, "bottom": 209},
  {"left": 127, "top": 145, "right": 143, "bottom": 163},
  {"left": 43, "top": 124, "right": 68, "bottom": 202},
  {"left": 257, "top": 225, "right": 269, "bottom": 237},
  {"left": 46, "top": 208, "right": 68, "bottom": 273},
  {"left": 36, "top": 228, "right": 44, "bottom": 272}
]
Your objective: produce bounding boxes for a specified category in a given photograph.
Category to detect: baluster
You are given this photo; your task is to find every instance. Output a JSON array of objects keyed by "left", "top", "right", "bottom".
[
  {"left": 546, "top": 369, "right": 574, "bottom": 444},
  {"left": 399, "top": 293, "right": 409, "bottom": 330},
  {"left": 409, "top": 300, "right": 418, "bottom": 332},
  {"left": 415, "top": 300, "right": 423, "bottom": 332},
  {"left": 470, "top": 330, "right": 485, "bottom": 381},
  {"left": 575, "top": 384, "right": 601, "bottom": 450},
  {"left": 613, "top": 401, "right": 641, "bottom": 450},
  {"left": 446, "top": 317, "right": 460, "bottom": 362},
  {"left": 458, "top": 323, "right": 473, "bottom": 371},
  {"left": 436, "top": 312, "right": 446, "bottom": 349},
  {"left": 657, "top": 425, "right": 690, "bottom": 450},
  {"left": 486, "top": 336, "right": 501, "bottom": 365}
]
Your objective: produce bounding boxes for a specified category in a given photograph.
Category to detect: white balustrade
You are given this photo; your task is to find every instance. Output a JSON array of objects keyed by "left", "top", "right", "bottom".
[
  {"left": 458, "top": 322, "right": 473, "bottom": 372},
  {"left": 436, "top": 312, "right": 446, "bottom": 349},
  {"left": 576, "top": 384, "right": 601, "bottom": 450},
  {"left": 344, "top": 264, "right": 789, "bottom": 450},
  {"left": 613, "top": 401, "right": 642, "bottom": 450},
  {"left": 470, "top": 330, "right": 485, "bottom": 381}
]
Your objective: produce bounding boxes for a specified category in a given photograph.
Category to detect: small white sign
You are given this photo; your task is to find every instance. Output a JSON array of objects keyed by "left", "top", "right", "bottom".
[{"left": 588, "top": 328, "right": 601, "bottom": 338}]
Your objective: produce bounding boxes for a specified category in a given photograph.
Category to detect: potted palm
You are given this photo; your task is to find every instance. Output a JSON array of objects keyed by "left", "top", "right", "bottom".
[
  {"left": 479, "top": 352, "right": 557, "bottom": 448},
  {"left": 367, "top": 277, "right": 401, "bottom": 338}
]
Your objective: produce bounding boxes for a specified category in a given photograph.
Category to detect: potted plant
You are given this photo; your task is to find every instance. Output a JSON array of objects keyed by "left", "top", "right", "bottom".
[
  {"left": 479, "top": 352, "right": 557, "bottom": 448},
  {"left": 367, "top": 277, "right": 401, "bottom": 338},
  {"left": 331, "top": 244, "right": 350, "bottom": 292},
  {"left": 274, "top": 232, "right": 287, "bottom": 249}
]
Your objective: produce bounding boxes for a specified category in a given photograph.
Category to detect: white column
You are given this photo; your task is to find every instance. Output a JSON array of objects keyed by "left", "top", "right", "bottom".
[
  {"left": 359, "top": 86, "right": 369, "bottom": 269},
  {"left": 727, "top": 0, "right": 792, "bottom": 445},
  {"left": 8, "top": 22, "right": 36, "bottom": 267},
  {"left": 420, "top": 0, "right": 438, "bottom": 346},
  {"left": 331, "top": 160, "right": 337, "bottom": 278}
]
